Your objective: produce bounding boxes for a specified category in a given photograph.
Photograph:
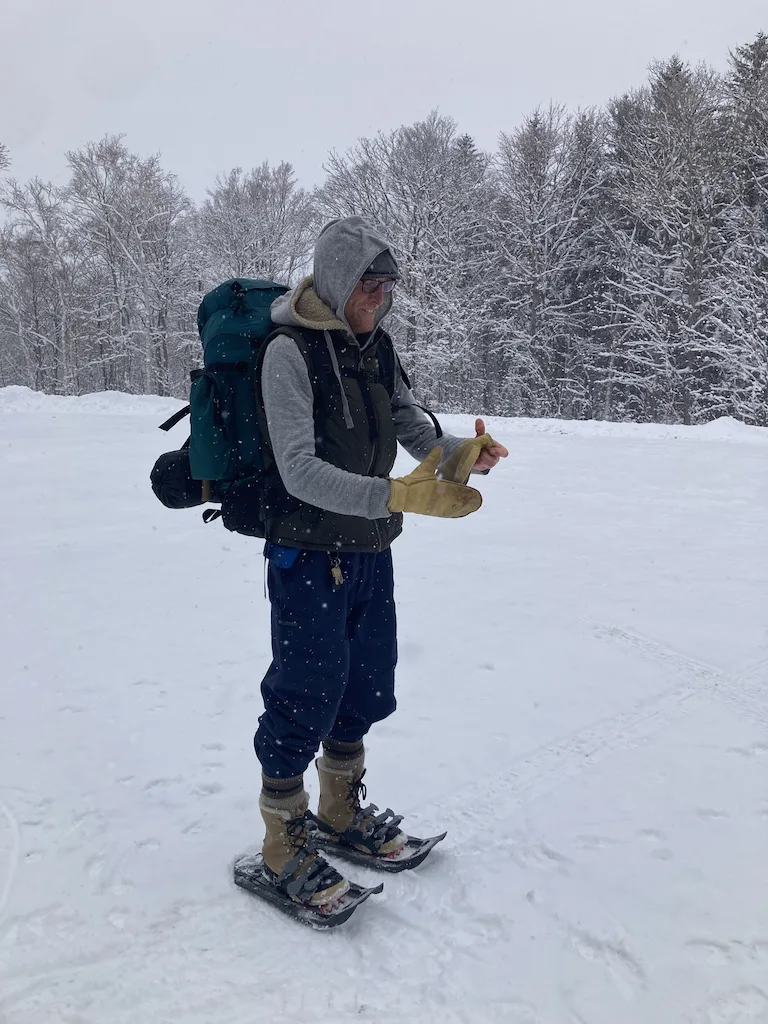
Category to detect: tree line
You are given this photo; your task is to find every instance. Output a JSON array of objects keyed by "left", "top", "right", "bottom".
[{"left": 2, "top": 34, "right": 767, "bottom": 425}]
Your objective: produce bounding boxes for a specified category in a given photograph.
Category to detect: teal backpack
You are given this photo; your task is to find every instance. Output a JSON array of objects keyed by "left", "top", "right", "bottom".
[{"left": 151, "top": 278, "right": 289, "bottom": 536}]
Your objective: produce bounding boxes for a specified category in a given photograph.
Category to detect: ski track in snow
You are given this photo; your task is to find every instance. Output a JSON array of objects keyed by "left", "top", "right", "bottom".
[
  {"left": 442, "top": 664, "right": 704, "bottom": 838},
  {"left": 591, "top": 623, "right": 768, "bottom": 729},
  {"left": 2, "top": 397, "right": 768, "bottom": 1023},
  {"left": 395, "top": 621, "right": 768, "bottom": 1014}
]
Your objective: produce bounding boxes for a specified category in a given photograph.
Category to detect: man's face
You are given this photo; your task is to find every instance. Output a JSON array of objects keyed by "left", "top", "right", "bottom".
[{"left": 344, "top": 278, "right": 395, "bottom": 334}]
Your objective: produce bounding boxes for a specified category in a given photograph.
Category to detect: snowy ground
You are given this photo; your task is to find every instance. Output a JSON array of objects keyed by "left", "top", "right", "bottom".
[{"left": 1, "top": 385, "right": 767, "bottom": 1024}]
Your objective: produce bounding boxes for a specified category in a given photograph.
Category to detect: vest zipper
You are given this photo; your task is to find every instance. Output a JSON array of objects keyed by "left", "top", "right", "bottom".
[
  {"left": 366, "top": 375, "right": 383, "bottom": 553},
  {"left": 358, "top": 334, "right": 387, "bottom": 553},
  {"left": 357, "top": 352, "right": 379, "bottom": 477}
]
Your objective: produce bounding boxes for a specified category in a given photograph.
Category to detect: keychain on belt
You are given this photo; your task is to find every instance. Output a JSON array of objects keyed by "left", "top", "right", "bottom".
[{"left": 329, "top": 555, "right": 344, "bottom": 591}]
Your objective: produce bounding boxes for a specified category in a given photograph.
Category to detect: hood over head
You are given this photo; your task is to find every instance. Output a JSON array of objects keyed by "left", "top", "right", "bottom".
[
  {"left": 313, "top": 216, "right": 398, "bottom": 334},
  {"left": 267, "top": 218, "right": 398, "bottom": 429}
]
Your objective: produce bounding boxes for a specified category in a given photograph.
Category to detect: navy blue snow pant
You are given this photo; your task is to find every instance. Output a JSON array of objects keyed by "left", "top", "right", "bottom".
[{"left": 254, "top": 548, "right": 398, "bottom": 779}]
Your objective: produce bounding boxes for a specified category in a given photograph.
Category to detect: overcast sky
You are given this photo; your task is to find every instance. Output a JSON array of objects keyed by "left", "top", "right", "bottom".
[{"left": 2, "top": 0, "right": 766, "bottom": 200}]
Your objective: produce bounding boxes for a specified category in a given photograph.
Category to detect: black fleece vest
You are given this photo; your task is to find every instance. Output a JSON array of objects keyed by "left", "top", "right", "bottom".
[{"left": 258, "top": 326, "right": 403, "bottom": 553}]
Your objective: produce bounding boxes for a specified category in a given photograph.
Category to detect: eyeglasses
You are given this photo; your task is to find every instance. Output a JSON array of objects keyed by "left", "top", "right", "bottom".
[{"left": 359, "top": 278, "right": 397, "bottom": 295}]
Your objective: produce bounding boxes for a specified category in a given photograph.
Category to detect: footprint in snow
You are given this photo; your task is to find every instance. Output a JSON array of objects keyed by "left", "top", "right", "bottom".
[
  {"left": 85, "top": 855, "right": 106, "bottom": 879},
  {"left": 144, "top": 776, "right": 183, "bottom": 792},
  {"left": 636, "top": 828, "right": 666, "bottom": 843},
  {"left": 685, "top": 939, "right": 768, "bottom": 967},
  {"left": 728, "top": 743, "right": 768, "bottom": 759},
  {"left": 193, "top": 781, "right": 223, "bottom": 797},
  {"left": 568, "top": 928, "right": 647, "bottom": 1001},
  {"left": 107, "top": 909, "right": 129, "bottom": 931},
  {"left": 510, "top": 839, "right": 573, "bottom": 875},
  {"left": 574, "top": 834, "right": 617, "bottom": 850}
]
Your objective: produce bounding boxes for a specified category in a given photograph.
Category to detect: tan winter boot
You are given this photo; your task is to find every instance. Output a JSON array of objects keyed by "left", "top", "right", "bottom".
[
  {"left": 316, "top": 748, "right": 407, "bottom": 858},
  {"left": 259, "top": 785, "right": 349, "bottom": 907}
]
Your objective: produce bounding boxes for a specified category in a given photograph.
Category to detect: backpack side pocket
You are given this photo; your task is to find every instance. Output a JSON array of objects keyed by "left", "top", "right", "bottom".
[{"left": 188, "top": 369, "right": 237, "bottom": 480}]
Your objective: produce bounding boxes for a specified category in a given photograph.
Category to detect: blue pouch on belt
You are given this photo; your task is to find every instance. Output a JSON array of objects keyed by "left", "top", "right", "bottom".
[{"left": 263, "top": 542, "right": 301, "bottom": 569}]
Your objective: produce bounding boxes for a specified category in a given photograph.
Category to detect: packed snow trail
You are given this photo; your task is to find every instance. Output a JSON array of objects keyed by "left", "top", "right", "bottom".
[{"left": 1, "top": 386, "right": 767, "bottom": 1023}]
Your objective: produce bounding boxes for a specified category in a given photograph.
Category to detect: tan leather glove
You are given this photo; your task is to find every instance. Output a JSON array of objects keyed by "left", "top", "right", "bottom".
[
  {"left": 388, "top": 447, "right": 482, "bottom": 518},
  {"left": 438, "top": 433, "right": 497, "bottom": 485}
]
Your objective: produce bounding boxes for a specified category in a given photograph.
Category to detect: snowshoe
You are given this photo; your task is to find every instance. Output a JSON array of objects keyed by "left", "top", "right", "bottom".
[
  {"left": 234, "top": 850, "right": 383, "bottom": 928},
  {"left": 312, "top": 763, "right": 447, "bottom": 873},
  {"left": 308, "top": 812, "right": 447, "bottom": 873}
]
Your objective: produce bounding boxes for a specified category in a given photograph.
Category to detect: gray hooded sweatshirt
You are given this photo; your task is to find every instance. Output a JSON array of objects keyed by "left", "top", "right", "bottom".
[{"left": 261, "top": 216, "right": 466, "bottom": 521}]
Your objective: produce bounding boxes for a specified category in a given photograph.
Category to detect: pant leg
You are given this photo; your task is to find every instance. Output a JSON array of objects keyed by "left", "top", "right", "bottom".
[
  {"left": 254, "top": 551, "right": 353, "bottom": 778},
  {"left": 327, "top": 549, "right": 398, "bottom": 745}
]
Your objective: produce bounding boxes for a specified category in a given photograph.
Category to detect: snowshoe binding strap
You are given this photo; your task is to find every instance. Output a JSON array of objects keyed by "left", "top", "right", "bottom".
[
  {"left": 345, "top": 806, "right": 404, "bottom": 854},
  {"left": 270, "top": 817, "right": 345, "bottom": 905},
  {"left": 336, "top": 773, "right": 404, "bottom": 854}
]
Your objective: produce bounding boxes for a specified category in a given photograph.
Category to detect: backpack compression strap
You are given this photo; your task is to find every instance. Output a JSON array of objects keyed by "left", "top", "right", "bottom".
[{"left": 159, "top": 405, "right": 191, "bottom": 432}]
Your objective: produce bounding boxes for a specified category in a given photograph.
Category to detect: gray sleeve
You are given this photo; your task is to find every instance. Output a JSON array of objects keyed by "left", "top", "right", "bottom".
[
  {"left": 391, "top": 370, "right": 465, "bottom": 463},
  {"left": 261, "top": 335, "right": 392, "bottom": 520}
]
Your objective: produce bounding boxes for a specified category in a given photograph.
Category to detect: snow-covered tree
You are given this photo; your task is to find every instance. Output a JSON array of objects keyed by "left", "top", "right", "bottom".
[
  {"left": 66, "top": 135, "right": 194, "bottom": 395},
  {"left": 0, "top": 178, "right": 84, "bottom": 393},
  {"left": 196, "top": 163, "right": 315, "bottom": 287},
  {"left": 717, "top": 33, "right": 768, "bottom": 424},
  {"left": 490, "top": 106, "right": 609, "bottom": 417},
  {"left": 319, "top": 112, "right": 495, "bottom": 411},
  {"left": 2, "top": 36, "right": 768, "bottom": 424},
  {"left": 601, "top": 59, "right": 732, "bottom": 423}
]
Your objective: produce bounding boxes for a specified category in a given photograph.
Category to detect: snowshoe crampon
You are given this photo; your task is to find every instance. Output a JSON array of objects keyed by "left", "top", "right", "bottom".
[
  {"left": 308, "top": 813, "right": 447, "bottom": 873},
  {"left": 233, "top": 852, "right": 383, "bottom": 928}
]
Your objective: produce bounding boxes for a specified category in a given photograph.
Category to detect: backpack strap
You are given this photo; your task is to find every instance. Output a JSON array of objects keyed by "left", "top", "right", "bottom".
[
  {"left": 206, "top": 361, "right": 250, "bottom": 373},
  {"left": 375, "top": 332, "right": 398, "bottom": 400},
  {"left": 253, "top": 328, "right": 325, "bottom": 469},
  {"left": 158, "top": 405, "right": 191, "bottom": 432},
  {"left": 413, "top": 401, "right": 443, "bottom": 439},
  {"left": 389, "top": 343, "right": 444, "bottom": 440}
]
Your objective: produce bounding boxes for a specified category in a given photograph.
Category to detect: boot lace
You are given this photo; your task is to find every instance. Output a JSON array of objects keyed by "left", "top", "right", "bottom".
[
  {"left": 348, "top": 771, "right": 370, "bottom": 820},
  {"left": 286, "top": 814, "right": 311, "bottom": 849}
]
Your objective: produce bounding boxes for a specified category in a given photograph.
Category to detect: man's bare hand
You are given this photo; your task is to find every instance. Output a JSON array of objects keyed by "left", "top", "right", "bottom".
[{"left": 472, "top": 418, "right": 509, "bottom": 471}]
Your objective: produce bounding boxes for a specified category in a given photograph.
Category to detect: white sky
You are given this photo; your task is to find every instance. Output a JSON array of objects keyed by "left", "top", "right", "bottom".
[{"left": 2, "top": 0, "right": 766, "bottom": 200}]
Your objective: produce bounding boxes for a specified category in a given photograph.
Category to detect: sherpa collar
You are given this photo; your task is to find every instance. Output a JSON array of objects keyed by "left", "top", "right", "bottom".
[{"left": 288, "top": 276, "right": 347, "bottom": 332}]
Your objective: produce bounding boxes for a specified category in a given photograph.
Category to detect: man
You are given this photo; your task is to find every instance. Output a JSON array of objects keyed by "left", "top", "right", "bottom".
[{"left": 254, "top": 216, "right": 508, "bottom": 909}]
